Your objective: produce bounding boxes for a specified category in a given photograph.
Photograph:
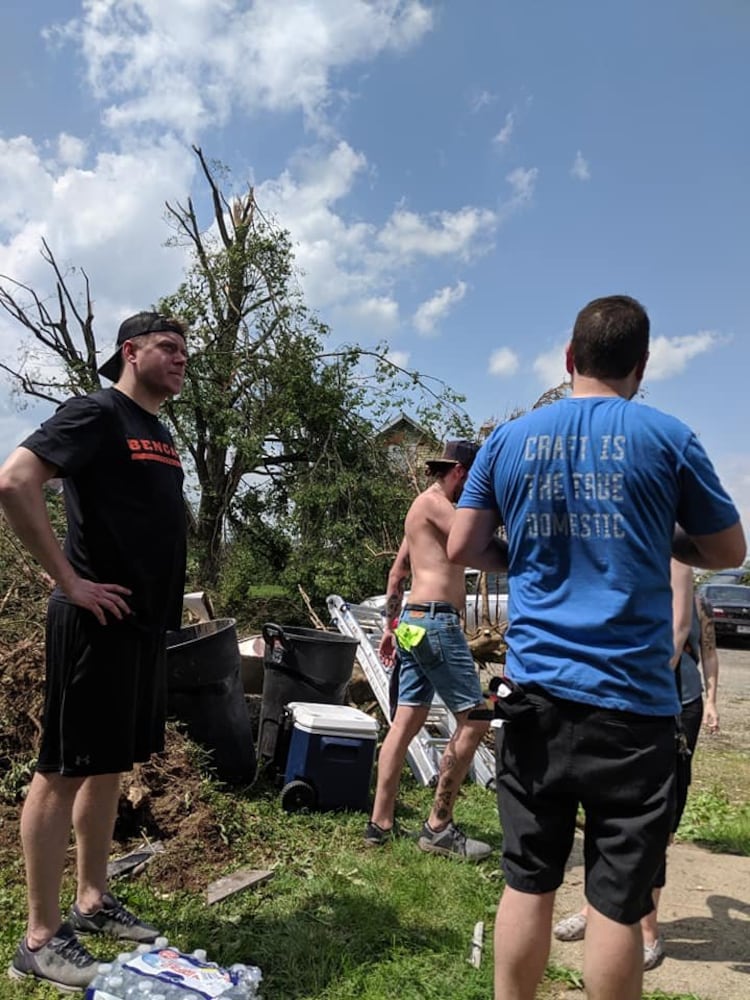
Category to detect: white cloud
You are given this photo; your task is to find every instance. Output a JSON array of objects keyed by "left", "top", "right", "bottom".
[
  {"left": 56, "top": 133, "right": 88, "bottom": 167},
  {"left": 258, "top": 141, "right": 375, "bottom": 309},
  {"left": 714, "top": 454, "right": 750, "bottom": 546},
  {"left": 493, "top": 111, "right": 515, "bottom": 146},
  {"left": 413, "top": 281, "right": 467, "bottom": 336},
  {"left": 505, "top": 166, "right": 538, "bottom": 206},
  {"left": 488, "top": 346, "right": 520, "bottom": 377},
  {"left": 646, "top": 332, "right": 724, "bottom": 381},
  {"left": 258, "top": 144, "right": 501, "bottom": 326},
  {"left": 0, "top": 137, "right": 56, "bottom": 232},
  {"left": 532, "top": 339, "right": 569, "bottom": 387},
  {"left": 386, "top": 348, "right": 411, "bottom": 368},
  {"left": 531, "top": 330, "right": 724, "bottom": 389},
  {"left": 378, "top": 206, "right": 497, "bottom": 261},
  {"left": 259, "top": 146, "right": 539, "bottom": 326},
  {"left": 0, "top": 134, "right": 194, "bottom": 369},
  {"left": 470, "top": 89, "right": 496, "bottom": 113},
  {"left": 349, "top": 296, "right": 400, "bottom": 329},
  {"left": 0, "top": 4, "right": 537, "bottom": 393},
  {"left": 52, "top": 0, "right": 434, "bottom": 137},
  {"left": 571, "top": 150, "right": 590, "bottom": 181}
]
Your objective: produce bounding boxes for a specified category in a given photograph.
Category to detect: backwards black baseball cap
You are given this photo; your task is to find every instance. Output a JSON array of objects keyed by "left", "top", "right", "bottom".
[
  {"left": 98, "top": 311, "right": 186, "bottom": 382},
  {"left": 425, "top": 439, "right": 480, "bottom": 475}
]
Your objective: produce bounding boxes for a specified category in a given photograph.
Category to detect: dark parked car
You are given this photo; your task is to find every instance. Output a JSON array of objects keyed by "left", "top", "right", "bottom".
[
  {"left": 700, "top": 584, "right": 750, "bottom": 642},
  {"left": 700, "top": 567, "right": 750, "bottom": 587}
]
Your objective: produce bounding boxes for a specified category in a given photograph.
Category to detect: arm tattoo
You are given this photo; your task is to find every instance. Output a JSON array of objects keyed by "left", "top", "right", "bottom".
[
  {"left": 696, "top": 593, "right": 717, "bottom": 656},
  {"left": 385, "top": 579, "right": 405, "bottom": 621}
]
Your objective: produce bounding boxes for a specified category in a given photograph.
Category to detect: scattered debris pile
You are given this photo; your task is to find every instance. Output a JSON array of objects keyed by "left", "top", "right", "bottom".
[{"left": 0, "top": 516, "right": 232, "bottom": 892}]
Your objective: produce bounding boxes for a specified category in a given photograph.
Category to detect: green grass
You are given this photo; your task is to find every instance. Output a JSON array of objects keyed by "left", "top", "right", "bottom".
[
  {"left": 0, "top": 779, "right": 505, "bottom": 1000},
  {"left": 676, "top": 748, "right": 750, "bottom": 854},
  {"left": 2, "top": 743, "right": 745, "bottom": 999},
  {"left": 678, "top": 788, "right": 750, "bottom": 854}
]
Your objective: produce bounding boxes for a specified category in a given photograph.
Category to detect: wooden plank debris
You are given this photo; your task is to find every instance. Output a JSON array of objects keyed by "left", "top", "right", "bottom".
[
  {"left": 107, "top": 841, "right": 164, "bottom": 880},
  {"left": 206, "top": 867, "right": 274, "bottom": 905},
  {"left": 468, "top": 920, "right": 484, "bottom": 968}
]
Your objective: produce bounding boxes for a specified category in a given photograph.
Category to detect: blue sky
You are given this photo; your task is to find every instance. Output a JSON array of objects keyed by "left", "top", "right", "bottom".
[{"left": 1, "top": 1, "right": 748, "bottom": 538}]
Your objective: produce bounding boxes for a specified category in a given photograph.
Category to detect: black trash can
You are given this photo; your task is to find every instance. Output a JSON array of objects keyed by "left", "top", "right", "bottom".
[
  {"left": 258, "top": 623, "right": 359, "bottom": 768},
  {"left": 166, "top": 618, "right": 257, "bottom": 784}
]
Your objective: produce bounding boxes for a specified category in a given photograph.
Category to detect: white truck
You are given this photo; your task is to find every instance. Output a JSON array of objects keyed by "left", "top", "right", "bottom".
[{"left": 362, "top": 568, "right": 509, "bottom": 632}]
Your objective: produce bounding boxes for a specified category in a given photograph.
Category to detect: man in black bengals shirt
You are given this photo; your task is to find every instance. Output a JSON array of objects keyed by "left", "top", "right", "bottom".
[{"left": 0, "top": 312, "right": 188, "bottom": 992}]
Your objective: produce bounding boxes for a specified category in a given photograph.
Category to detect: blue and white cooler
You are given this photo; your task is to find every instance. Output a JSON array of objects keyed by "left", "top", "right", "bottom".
[{"left": 280, "top": 702, "right": 379, "bottom": 813}]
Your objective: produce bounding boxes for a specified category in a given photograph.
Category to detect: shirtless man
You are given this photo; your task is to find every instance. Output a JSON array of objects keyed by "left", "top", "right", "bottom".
[{"left": 363, "top": 440, "right": 491, "bottom": 861}]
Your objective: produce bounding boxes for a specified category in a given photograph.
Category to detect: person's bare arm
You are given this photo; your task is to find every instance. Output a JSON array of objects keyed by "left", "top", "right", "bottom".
[
  {"left": 378, "top": 537, "right": 410, "bottom": 667},
  {"left": 0, "top": 446, "right": 132, "bottom": 626},
  {"left": 670, "top": 560, "right": 695, "bottom": 668},
  {"left": 447, "top": 507, "right": 508, "bottom": 570},
  {"left": 696, "top": 592, "right": 720, "bottom": 733},
  {"left": 672, "top": 522, "right": 746, "bottom": 570},
  {"left": 383, "top": 537, "right": 410, "bottom": 624}
]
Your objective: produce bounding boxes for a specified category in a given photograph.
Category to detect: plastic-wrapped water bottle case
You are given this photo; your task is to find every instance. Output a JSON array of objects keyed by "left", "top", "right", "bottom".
[{"left": 85, "top": 938, "right": 262, "bottom": 999}]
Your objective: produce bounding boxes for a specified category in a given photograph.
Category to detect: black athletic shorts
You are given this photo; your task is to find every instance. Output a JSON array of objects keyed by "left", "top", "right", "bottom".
[
  {"left": 653, "top": 694, "right": 704, "bottom": 888},
  {"left": 495, "top": 687, "right": 676, "bottom": 925},
  {"left": 37, "top": 600, "right": 168, "bottom": 776}
]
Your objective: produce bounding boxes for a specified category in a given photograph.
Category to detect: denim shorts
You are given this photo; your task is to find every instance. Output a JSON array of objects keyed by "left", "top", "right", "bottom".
[
  {"left": 495, "top": 687, "right": 676, "bottom": 924},
  {"left": 396, "top": 607, "right": 484, "bottom": 714}
]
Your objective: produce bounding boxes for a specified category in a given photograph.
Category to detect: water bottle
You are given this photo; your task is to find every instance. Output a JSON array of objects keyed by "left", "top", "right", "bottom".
[
  {"left": 227, "top": 961, "right": 263, "bottom": 998},
  {"left": 124, "top": 981, "right": 152, "bottom": 998},
  {"left": 101, "top": 972, "right": 125, "bottom": 995}
]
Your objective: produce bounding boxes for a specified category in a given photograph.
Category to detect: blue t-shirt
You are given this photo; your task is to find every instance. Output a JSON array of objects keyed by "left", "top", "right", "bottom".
[{"left": 459, "top": 397, "right": 739, "bottom": 715}]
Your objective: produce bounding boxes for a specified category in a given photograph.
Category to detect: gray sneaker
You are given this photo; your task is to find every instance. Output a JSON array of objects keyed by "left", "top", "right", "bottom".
[
  {"left": 363, "top": 820, "right": 407, "bottom": 847},
  {"left": 69, "top": 891, "right": 160, "bottom": 943},
  {"left": 8, "top": 922, "right": 98, "bottom": 992},
  {"left": 417, "top": 820, "right": 492, "bottom": 861},
  {"left": 643, "top": 936, "right": 665, "bottom": 971}
]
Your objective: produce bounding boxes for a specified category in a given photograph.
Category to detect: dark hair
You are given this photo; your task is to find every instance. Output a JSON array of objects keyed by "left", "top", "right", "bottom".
[{"left": 571, "top": 295, "right": 649, "bottom": 379}]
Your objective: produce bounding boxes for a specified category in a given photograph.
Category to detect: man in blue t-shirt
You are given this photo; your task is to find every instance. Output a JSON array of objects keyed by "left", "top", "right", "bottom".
[{"left": 447, "top": 295, "right": 745, "bottom": 1000}]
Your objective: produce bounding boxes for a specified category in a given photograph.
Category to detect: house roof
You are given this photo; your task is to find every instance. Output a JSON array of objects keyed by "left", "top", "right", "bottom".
[{"left": 376, "top": 412, "right": 435, "bottom": 442}]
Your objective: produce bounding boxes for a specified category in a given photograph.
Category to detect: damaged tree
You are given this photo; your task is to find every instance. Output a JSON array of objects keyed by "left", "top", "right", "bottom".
[{"left": 0, "top": 146, "right": 470, "bottom": 593}]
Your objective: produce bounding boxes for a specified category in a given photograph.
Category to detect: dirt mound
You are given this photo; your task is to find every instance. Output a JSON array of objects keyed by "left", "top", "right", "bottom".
[{"left": 116, "top": 727, "right": 233, "bottom": 892}]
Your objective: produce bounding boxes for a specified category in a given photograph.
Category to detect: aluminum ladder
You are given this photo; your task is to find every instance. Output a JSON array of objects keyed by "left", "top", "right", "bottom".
[{"left": 326, "top": 594, "right": 496, "bottom": 789}]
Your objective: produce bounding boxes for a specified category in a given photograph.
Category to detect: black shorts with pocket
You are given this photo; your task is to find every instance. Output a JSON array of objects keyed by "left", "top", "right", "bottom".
[
  {"left": 652, "top": 694, "right": 704, "bottom": 888},
  {"left": 37, "top": 599, "right": 168, "bottom": 776},
  {"left": 495, "top": 687, "right": 676, "bottom": 925}
]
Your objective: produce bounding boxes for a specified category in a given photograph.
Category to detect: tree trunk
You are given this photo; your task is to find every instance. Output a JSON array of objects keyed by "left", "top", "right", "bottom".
[{"left": 195, "top": 487, "right": 226, "bottom": 585}]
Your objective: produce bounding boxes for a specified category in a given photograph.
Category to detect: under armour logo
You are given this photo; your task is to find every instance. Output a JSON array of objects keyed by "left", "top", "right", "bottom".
[{"left": 75, "top": 755, "right": 91, "bottom": 766}]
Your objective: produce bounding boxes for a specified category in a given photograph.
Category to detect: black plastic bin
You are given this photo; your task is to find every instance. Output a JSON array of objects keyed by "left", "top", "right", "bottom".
[
  {"left": 166, "top": 618, "right": 257, "bottom": 784},
  {"left": 258, "top": 623, "right": 359, "bottom": 769}
]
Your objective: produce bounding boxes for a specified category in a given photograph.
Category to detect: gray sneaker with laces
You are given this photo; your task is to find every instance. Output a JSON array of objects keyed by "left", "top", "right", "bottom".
[
  {"left": 417, "top": 820, "right": 492, "bottom": 861},
  {"left": 69, "top": 891, "right": 160, "bottom": 942},
  {"left": 8, "top": 922, "right": 98, "bottom": 992}
]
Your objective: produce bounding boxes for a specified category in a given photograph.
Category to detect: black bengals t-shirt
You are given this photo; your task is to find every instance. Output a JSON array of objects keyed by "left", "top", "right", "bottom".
[{"left": 22, "top": 388, "right": 187, "bottom": 631}]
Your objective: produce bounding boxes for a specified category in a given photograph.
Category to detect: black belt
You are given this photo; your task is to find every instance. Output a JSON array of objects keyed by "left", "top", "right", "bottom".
[{"left": 403, "top": 602, "right": 461, "bottom": 616}]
